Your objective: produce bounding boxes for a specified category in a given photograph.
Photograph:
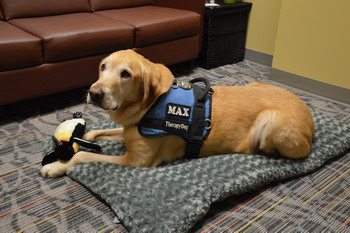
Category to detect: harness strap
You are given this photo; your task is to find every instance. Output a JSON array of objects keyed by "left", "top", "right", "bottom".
[{"left": 184, "top": 85, "right": 206, "bottom": 158}]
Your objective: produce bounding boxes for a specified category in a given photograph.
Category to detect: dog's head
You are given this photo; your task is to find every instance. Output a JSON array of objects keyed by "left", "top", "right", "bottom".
[{"left": 87, "top": 49, "right": 174, "bottom": 125}]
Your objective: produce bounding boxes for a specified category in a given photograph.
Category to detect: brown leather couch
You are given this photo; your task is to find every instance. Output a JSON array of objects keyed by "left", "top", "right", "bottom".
[{"left": 0, "top": 0, "right": 204, "bottom": 106}]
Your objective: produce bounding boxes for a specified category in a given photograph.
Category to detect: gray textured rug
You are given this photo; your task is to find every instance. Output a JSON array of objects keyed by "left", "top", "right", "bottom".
[{"left": 43, "top": 109, "right": 350, "bottom": 232}]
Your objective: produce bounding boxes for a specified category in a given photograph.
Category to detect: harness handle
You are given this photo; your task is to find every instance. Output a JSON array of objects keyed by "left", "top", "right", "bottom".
[{"left": 189, "top": 78, "right": 212, "bottom": 102}]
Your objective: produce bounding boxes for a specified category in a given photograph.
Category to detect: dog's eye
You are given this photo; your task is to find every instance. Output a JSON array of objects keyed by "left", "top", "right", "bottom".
[
  {"left": 100, "top": 63, "right": 106, "bottom": 71},
  {"left": 120, "top": 69, "right": 131, "bottom": 79}
]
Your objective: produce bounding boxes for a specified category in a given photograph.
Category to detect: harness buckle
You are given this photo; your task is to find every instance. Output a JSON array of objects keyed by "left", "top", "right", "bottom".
[
  {"left": 205, "top": 119, "right": 212, "bottom": 130},
  {"left": 172, "top": 81, "right": 179, "bottom": 89}
]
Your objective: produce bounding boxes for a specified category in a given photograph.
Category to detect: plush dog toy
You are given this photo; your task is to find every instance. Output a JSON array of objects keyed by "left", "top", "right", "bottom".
[{"left": 42, "top": 112, "right": 101, "bottom": 166}]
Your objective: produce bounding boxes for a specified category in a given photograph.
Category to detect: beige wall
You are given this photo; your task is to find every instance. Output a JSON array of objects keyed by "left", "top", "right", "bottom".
[
  {"left": 243, "top": 0, "right": 282, "bottom": 55},
  {"left": 244, "top": 0, "right": 350, "bottom": 89},
  {"left": 272, "top": 0, "right": 350, "bottom": 89}
]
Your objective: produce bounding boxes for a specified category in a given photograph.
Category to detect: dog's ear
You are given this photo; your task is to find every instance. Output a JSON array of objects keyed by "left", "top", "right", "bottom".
[
  {"left": 155, "top": 63, "right": 174, "bottom": 94},
  {"left": 141, "top": 67, "right": 151, "bottom": 107},
  {"left": 140, "top": 59, "right": 173, "bottom": 108}
]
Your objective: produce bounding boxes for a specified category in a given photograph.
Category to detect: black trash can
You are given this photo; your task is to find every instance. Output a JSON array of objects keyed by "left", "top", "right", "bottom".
[{"left": 198, "top": 1, "right": 252, "bottom": 69}]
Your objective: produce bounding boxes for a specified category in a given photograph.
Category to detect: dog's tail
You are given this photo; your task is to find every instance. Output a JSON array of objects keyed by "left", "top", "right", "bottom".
[{"left": 249, "top": 110, "right": 312, "bottom": 159}]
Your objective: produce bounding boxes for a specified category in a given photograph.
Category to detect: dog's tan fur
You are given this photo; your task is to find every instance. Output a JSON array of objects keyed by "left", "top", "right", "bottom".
[{"left": 41, "top": 50, "right": 314, "bottom": 177}]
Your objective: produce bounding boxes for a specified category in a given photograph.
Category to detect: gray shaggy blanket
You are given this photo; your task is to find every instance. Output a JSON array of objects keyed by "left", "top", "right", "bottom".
[{"left": 44, "top": 109, "right": 350, "bottom": 232}]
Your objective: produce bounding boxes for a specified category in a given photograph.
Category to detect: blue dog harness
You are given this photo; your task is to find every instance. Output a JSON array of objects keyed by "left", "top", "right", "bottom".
[{"left": 138, "top": 78, "right": 213, "bottom": 158}]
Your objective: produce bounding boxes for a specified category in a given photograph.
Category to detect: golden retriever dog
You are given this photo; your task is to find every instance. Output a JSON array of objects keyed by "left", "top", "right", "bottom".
[{"left": 41, "top": 49, "right": 314, "bottom": 177}]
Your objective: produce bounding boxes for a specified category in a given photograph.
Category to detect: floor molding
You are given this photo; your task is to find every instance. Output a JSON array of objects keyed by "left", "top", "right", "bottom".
[
  {"left": 245, "top": 49, "right": 273, "bottom": 67},
  {"left": 271, "top": 68, "right": 350, "bottom": 105}
]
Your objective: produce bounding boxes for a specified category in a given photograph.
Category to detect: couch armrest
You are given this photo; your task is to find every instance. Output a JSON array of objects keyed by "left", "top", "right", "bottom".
[{"left": 153, "top": 0, "right": 204, "bottom": 16}]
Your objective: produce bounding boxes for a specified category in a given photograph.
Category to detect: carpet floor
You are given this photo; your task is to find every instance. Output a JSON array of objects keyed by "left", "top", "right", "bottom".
[{"left": 1, "top": 61, "right": 349, "bottom": 232}]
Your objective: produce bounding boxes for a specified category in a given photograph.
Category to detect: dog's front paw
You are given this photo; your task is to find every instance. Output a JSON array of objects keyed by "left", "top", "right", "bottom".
[
  {"left": 83, "top": 130, "right": 98, "bottom": 142},
  {"left": 40, "top": 161, "right": 68, "bottom": 178}
]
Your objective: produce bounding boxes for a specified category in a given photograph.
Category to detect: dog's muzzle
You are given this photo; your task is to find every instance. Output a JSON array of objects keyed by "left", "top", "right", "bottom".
[{"left": 89, "top": 89, "right": 104, "bottom": 105}]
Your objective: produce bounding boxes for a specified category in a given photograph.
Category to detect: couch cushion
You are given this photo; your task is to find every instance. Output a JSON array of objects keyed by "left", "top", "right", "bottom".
[
  {"left": 9, "top": 13, "right": 134, "bottom": 63},
  {"left": 95, "top": 6, "right": 200, "bottom": 47},
  {"left": 89, "top": 0, "right": 153, "bottom": 11},
  {"left": 0, "top": 21, "right": 42, "bottom": 71},
  {"left": 0, "top": 0, "right": 90, "bottom": 20}
]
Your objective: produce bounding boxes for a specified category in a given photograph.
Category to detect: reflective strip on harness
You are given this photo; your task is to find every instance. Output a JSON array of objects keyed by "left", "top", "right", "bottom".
[{"left": 138, "top": 78, "right": 213, "bottom": 158}]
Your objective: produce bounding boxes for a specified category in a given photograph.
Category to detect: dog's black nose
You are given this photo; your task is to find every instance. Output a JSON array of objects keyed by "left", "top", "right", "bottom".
[{"left": 89, "top": 88, "right": 104, "bottom": 103}]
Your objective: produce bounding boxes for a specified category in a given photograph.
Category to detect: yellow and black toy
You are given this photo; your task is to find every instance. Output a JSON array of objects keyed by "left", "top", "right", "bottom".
[{"left": 42, "top": 112, "right": 101, "bottom": 166}]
